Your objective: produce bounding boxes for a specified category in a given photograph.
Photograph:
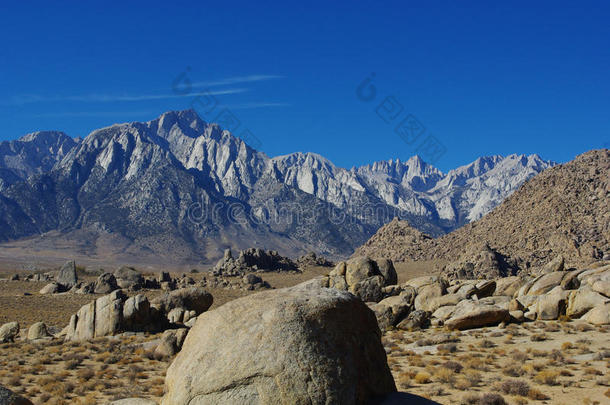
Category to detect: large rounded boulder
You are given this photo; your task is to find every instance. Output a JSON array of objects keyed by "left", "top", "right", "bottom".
[{"left": 161, "top": 283, "right": 396, "bottom": 404}]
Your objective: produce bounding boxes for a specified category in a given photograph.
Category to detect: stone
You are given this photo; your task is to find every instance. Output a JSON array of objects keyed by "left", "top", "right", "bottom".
[
  {"left": 122, "top": 295, "right": 154, "bottom": 331},
  {"left": 591, "top": 280, "right": 610, "bottom": 297},
  {"left": 168, "top": 308, "right": 185, "bottom": 324},
  {"left": 567, "top": 286, "right": 609, "bottom": 318},
  {"left": 536, "top": 286, "right": 568, "bottom": 320},
  {"left": 345, "top": 256, "right": 377, "bottom": 286},
  {"left": 328, "top": 275, "right": 348, "bottom": 290},
  {"left": 560, "top": 270, "right": 585, "bottom": 290},
  {"left": 161, "top": 283, "right": 396, "bottom": 405},
  {"left": 474, "top": 280, "right": 496, "bottom": 298},
  {"left": 349, "top": 275, "right": 384, "bottom": 302},
  {"left": 151, "top": 287, "right": 213, "bottom": 316},
  {"left": 432, "top": 305, "right": 456, "bottom": 321},
  {"left": 243, "top": 273, "right": 262, "bottom": 285},
  {"left": 65, "top": 290, "right": 162, "bottom": 341},
  {"left": 403, "top": 275, "right": 440, "bottom": 290},
  {"left": 528, "top": 272, "right": 566, "bottom": 296},
  {"left": 425, "top": 294, "right": 465, "bottom": 313},
  {"left": 114, "top": 266, "right": 144, "bottom": 290},
  {"left": 39, "top": 282, "right": 62, "bottom": 294},
  {"left": 539, "top": 254, "right": 564, "bottom": 274},
  {"left": 154, "top": 328, "right": 189, "bottom": 358},
  {"left": 27, "top": 322, "right": 51, "bottom": 340},
  {"left": 329, "top": 261, "right": 346, "bottom": 276},
  {"left": 9, "top": 274, "right": 19, "bottom": 281},
  {"left": 376, "top": 259, "right": 397, "bottom": 286},
  {"left": 0, "top": 322, "right": 19, "bottom": 343},
  {"left": 444, "top": 301, "right": 509, "bottom": 330},
  {"left": 508, "top": 299, "right": 524, "bottom": 312},
  {"left": 72, "top": 282, "right": 95, "bottom": 294},
  {"left": 108, "top": 399, "right": 157, "bottom": 405},
  {"left": 0, "top": 385, "right": 33, "bottom": 405},
  {"left": 371, "top": 293, "right": 413, "bottom": 329},
  {"left": 494, "top": 276, "right": 524, "bottom": 296},
  {"left": 94, "top": 273, "right": 119, "bottom": 294},
  {"left": 509, "top": 310, "right": 525, "bottom": 322},
  {"left": 159, "top": 272, "right": 171, "bottom": 283},
  {"left": 396, "top": 310, "right": 430, "bottom": 331},
  {"left": 580, "top": 302, "right": 610, "bottom": 325},
  {"left": 414, "top": 282, "right": 446, "bottom": 311},
  {"left": 57, "top": 260, "right": 78, "bottom": 288}
]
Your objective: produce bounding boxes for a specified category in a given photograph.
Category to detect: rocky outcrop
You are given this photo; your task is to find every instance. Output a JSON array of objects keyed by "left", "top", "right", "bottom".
[
  {"left": 296, "top": 252, "right": 334, "bottom": 268},
  {"left": 213, "top": 248, "right": 299, "bottom": 276},
  {"left": 150, "top": 287, "right": 213, "bottom": 317},
  {"left": 94, "top": 273, "right": 119, "bottom": 294},
  {"left": 0, "top": 322, "right": 19, "bottom": 343},
  {"left": 27, "top": 322, "right": 52, "bottom": 340},
  {"left": 114, "top": 267, "right": 144, "bottom": 290},
  {"left": 56, "top": 260, "right": 77, "bottom": 288},
  {"left": 323, "top": 257, "right": 398, "bottom": 303},
  {"left": 154, "top": 328, "right": 189, "bottom": 359},
  {"left": 444, "top": 301, "right": 510, "bottom": 330},
  {"left": 64, "top": 291, "right": 166, "bottom": 341},
  {"left": 161, "top": 283, "right": 396, "bottom": 405}
]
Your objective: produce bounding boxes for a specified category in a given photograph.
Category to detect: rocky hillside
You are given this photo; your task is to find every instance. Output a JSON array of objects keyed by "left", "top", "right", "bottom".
[
  {"left": 0, "top": 131, "right": 78, "bottom": 191},
  {"left": 355, "top": 149, "right": 610, "bottom": 275},
  {"left": 0, "top": 110, "right": 554, "bottom": 264}
]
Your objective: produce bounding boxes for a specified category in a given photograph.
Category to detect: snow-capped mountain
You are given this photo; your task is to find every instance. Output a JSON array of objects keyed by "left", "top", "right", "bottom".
[
  {"left": 0, "top": 110, "right": 554, "bottom": 264},
  {"left": 271, "top": 151, "right": 554, "bottom": 233},
  {"left": 0, "top": 131, "right": 79, "bottom": 191}
]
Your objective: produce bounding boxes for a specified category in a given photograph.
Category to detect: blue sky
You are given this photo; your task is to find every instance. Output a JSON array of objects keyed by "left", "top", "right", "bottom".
[{"left": 1, "top": 1, "right": 609, "bottom": 171}]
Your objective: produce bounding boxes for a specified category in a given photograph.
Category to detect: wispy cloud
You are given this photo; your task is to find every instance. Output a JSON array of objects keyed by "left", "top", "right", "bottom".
[
  {"left": 7, "top": 88, "right": 247, "bottom": 106},
  {"left": 228, "top": 102, "right": 290, "bottom": 109},
  {"left": 31, "top": 111, "right": 155, "bottom": 118},
  {"left": 191, "top": 75, "right": 283, "bottom": 87}
]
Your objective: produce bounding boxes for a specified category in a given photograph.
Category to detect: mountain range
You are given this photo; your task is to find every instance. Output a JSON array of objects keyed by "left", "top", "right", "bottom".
[
  {"left": 355, "top": 149, "right": 609, "bottom": 275},
  {"left": 0, "top": 110, "right": 554, "bottom": 266}
]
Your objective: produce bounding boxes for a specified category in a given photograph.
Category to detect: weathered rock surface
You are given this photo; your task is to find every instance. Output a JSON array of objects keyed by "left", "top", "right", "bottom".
[
  {"left": 57, "top": 260, "right": 77, "bottom": 288},
  {"left": 65, "top": 291, "right": 164, "bottom": 341},
  {"left": 213, "top": 248, "right": 298, "bottom": 277},
  {"left": 94, "top": 273, "right": 119, "bottom": 294},
  {"left": 444, "top": 301, "right": 509, "bottom": 330},
  {"left": 114, "top": 266, "right": 144, "bottom": 290},
  {"left": 154, "top": 328, "right": 189, "bottom": 359},
  {"left": 326, "top": 257, "right": 398, "bottom": 303},
  {"left": 27, "top": 322, "right": 52, "bottom": 340},
  {"left": 162, "top": 283, "right": 396, "bottom": 405},
  {"left": 151, "top": 287, "right": 213, "bottom": 316},
  {"left": 0, "top": 322, "right": 19, "bottom": 343},
  {"left": 39, "top": 282, "right": 62, "bottom": 295}
]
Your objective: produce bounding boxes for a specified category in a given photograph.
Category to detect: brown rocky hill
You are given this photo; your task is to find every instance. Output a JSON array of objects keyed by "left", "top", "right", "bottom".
[{"left": 354, "top": 149, "right": 609, "bottom": 277}]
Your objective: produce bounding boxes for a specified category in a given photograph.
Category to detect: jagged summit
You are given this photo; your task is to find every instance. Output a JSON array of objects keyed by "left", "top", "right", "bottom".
[
  {"left": 355, "top": 149, "right": 609, "bottom": 274},
  {"left": 0, "top": 110, "right": 556, "bottom": 264}
]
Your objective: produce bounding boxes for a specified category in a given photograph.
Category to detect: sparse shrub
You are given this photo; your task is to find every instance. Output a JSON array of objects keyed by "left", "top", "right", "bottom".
[
  {"left": 414, "top": 371, "right": 431, "bottom": 384},
  {"left": 442, "top": 360, "right": 463, "bottom": 373},
  {"left": 534, "top": 370, "right": 560, "bottom": 385},
  {"left": 527, "top": 387, "right": 549, "bottom": 400},
  {"left": 479, "top": 393, "right": 507, "bottom": 405},
  {"left": 530, "top": 333, "right": 547, "bottom": 342},
  {"left": 500, "top": 379, "right": 530, "bottom": 396},
  {"left": 460, "top": 393, "right": 480, "bottom": 404},
  {"left": 433, "top": 367, "right": 455, "bottom": 385}
]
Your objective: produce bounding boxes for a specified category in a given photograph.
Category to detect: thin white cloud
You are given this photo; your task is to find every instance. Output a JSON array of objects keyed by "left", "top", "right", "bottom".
[
  {"left": 6, "top": 88, "right": 247, "bottom": 106},
  {"left": 191, "top": 75, "right": 283, "bottom": 87},
  {"left": 31, "top": 111, "right": 155, "bottom": 118}
]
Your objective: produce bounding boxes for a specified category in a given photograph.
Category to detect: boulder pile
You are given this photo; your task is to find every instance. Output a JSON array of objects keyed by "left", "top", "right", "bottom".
[
  {"left": 212, "top": 248, "right": 299, "bottom": 276},
  {"left": 321, "top": 256, "right": 610, "bottom": 331}
]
